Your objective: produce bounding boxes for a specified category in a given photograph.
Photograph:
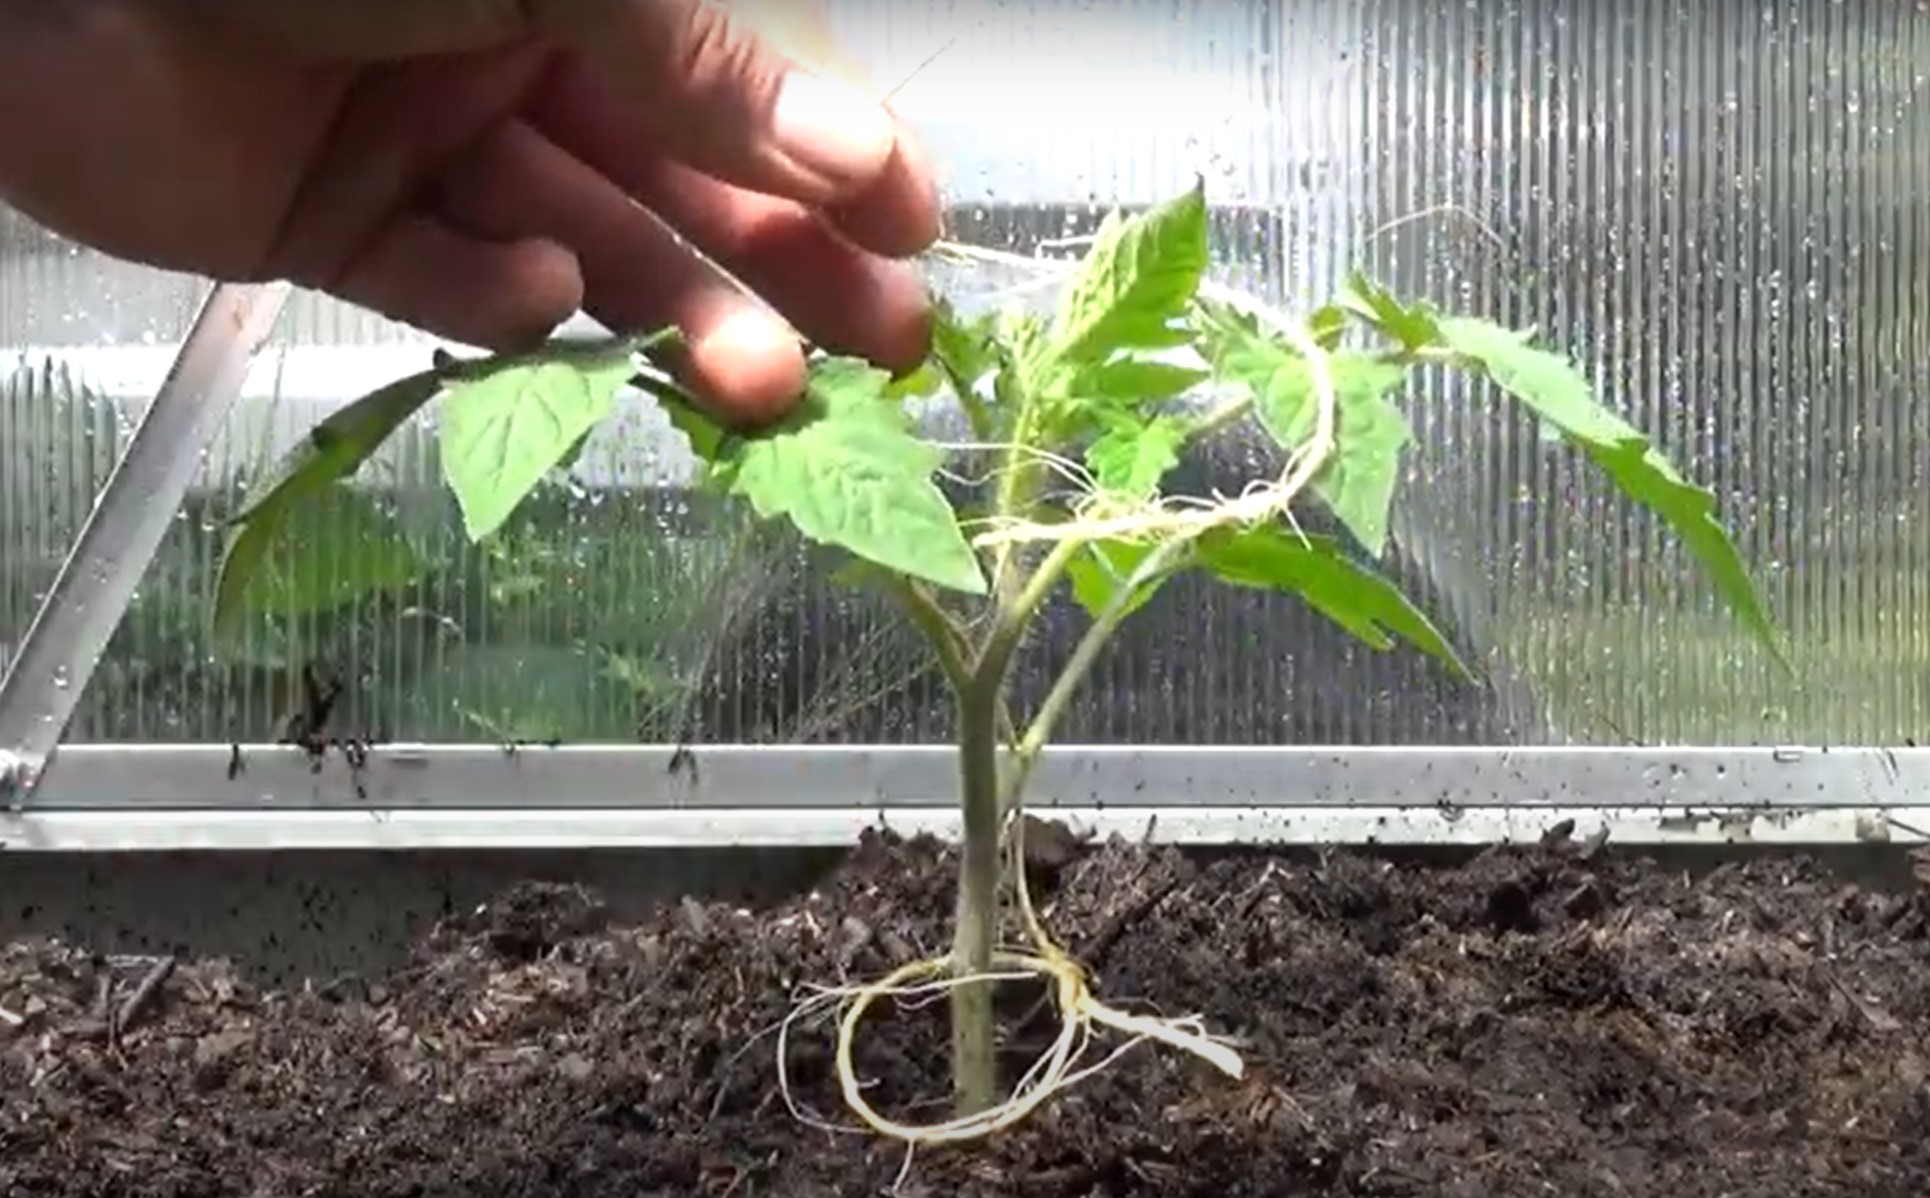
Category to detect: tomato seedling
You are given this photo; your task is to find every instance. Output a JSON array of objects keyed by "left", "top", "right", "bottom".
[{"left": 213, "top": 179, "right": 1786, "bottom": 1138}]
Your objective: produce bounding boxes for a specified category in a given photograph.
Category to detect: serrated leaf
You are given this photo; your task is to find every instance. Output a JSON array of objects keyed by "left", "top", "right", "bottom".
[
  {"left": 1433, "top": 318, "right": 1631, "bottom": 443},
  {"left": 807, "top": 354, "right": 897, "bottom": 403},
  {"left": 214, "top": 367, "right": 444, "bottom": 636},
  {"left": 1252, "top": 352, "right": 1412, "bottom": 556},
  {"left": 1069, "top": 358, "right": 1210, "bottom": 405},
  {"left": 1065, "top": 539, "right": 1170, "bottom": 621},
  {"left": 1308, "top": 304, "right": 1349, "bottom": 349},
  {"left": 1340, "top": 272, "right": 1442, "bottom": 351},
  {"left": 1191, "top": 296, "right": 1327, "bottom": 388},
  {"left": 884, "top": 360, "right": 944, "bottom": 402},
  {"left": 721, "top": 355, "right": 986, "bottom": 594},
  {"left": 1002, "top": 308, "right": 1057, "bottom": 403},
  {"left": 1086, "top": 415, "right": 1188, "bottom": 500},
  {"left": 1052, "top": 180, "right": 1210, "bottom": 364},
  {"left": 558, "top": 427, "right": 598, "bottom": 474},
  {"left": 441, "top": 344, "right": 637, "bottom": 541},
  {"left": 932, "top": 300, "right": 1000, "bottom": 391},
  {"left": 1195, "top": 307, "right": 1414, "bottom": 556},
  {"left": 1434, "top": 316, "right": 1786, "bottom": 665},
  {"left": 1197, "top": 525, "right": 1469, "bottom": 677}
]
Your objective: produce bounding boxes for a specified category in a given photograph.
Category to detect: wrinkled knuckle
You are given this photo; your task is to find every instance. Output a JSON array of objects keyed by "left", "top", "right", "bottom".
[{"left": 675, "top": 3, "right": 782, "bottom": 107}]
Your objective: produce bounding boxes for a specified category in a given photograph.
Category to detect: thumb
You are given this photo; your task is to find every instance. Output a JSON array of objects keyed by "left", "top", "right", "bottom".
[{"left": 532, "top": 0, "right": 902, "bottom": 205}]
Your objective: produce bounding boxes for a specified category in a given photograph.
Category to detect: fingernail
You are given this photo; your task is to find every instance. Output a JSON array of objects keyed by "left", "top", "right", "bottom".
[{"left": 772, "top": 71, "right": 896, "bottom": 185}]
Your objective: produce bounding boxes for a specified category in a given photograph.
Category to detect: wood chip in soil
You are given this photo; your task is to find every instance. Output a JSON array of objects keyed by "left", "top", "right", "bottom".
[{"left": 4, "top": 830, "right": 1929, "bottom": 1197}]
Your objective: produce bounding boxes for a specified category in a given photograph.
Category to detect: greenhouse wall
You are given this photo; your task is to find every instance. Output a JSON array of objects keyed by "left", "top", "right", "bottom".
[
  {"left": 5, "top": 10, "right": 1930, "bottom": 1192},
  {"left": 2, "top": 0, "right": 1927, "bottom": 793}
]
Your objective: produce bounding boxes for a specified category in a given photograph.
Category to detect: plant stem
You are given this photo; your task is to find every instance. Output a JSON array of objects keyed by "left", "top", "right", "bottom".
[
  {"left": 883, "top": 577, "right": 972, "bottom": 693},
  {"left": 999, "top": 538, "right": 1191, "bottom": 812},
  {"left": 884, "top": 575, "right": 1022, "bottom": 747},
  {"left": 949, "top": 670, "right": 1004, "bottom": 1115},
  {"left": 944, "top": 337, "right": 1085, "bottom": 1117},
  {"left": 975, "top": 537, "right": 1086, "bottom": 691},
  {"left": 945, "top": 536, "right": 1085, "bottom": 1116},
  {"left": 948, "top": 532, "right": 1186, "bottom": 1115}
]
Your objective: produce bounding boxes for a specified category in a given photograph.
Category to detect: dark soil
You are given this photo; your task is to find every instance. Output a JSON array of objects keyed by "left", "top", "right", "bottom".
[{"left": 5, "top": 832, "right": 1930, "bottom": 1197}]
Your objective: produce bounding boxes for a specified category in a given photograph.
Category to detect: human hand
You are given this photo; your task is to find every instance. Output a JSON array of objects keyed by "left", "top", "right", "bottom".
[{"left": 0, "top": 0, "right": 942, "bottom": 425}]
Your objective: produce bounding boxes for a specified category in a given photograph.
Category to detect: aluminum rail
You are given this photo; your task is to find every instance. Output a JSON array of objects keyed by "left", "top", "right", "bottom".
[
  {"left": 5, "top": 741, "right": 1928, "bottom": 852},
  {"left": 0, "top": 282, "right": 291, "bottom": 808},
  {"left": 22, "top": 743, "right": 1930, "bottom": 812},
  {"left": 3, "top": 803, "right": 1924, "bottom": 853}
]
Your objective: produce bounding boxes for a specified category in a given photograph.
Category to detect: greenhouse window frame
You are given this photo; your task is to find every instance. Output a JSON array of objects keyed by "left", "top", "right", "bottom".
[{"left": 3, "top": 742, "right": 1927, "bottom": 853}]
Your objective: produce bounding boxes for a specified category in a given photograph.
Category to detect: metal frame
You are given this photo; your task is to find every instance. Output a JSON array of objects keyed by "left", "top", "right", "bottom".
[
  {"left": 9, "top": 803, "right": 1926, "bottom": 853},
  {"left": 0, "top": 283, "right": 291, "bottom": 806},
  {"left": 22, "top": 743, "right": 1930, "bottom": 811},
  {"left": 2, "top": 742, "right": 1925, "bottom": 852}
]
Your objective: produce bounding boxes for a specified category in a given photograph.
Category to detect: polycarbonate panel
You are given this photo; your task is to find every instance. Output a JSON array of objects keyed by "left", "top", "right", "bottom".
[
  {"left": 3, "top": 0, "right": 1926, "bottom": 749},
  {"left": 1349, "top": 0, "right": 1930, "bottom": 746}
]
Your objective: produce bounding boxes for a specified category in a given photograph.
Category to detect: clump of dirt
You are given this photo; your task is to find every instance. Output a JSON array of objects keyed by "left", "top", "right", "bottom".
[{"left": 3, "top": 833, "right": 1929, "bottom": 1197}]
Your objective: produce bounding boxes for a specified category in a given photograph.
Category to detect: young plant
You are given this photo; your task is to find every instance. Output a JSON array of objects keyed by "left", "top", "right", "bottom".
[{"left": 212, "top": 179, "right": 1787, "bottom": 1140}]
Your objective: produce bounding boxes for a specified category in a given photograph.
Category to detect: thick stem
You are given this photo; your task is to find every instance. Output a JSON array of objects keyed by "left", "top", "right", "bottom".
[
  {"left": 945, "top": 539, "right": 1082, "bottom": 1117},
  {"left": 946, "top": 359, "right": 1071, "bottom": 1117},
  {"left": 949, "top": 674, "right": 1005, "bottom": 1114},
  {"left": 946, "top": 537, "right": 1187, "bottom": 1116}
]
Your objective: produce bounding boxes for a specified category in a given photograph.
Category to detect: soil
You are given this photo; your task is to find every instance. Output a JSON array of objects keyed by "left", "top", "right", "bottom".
[{"left": 4, "top": 831, "right": 1930, "bottom": 1197}]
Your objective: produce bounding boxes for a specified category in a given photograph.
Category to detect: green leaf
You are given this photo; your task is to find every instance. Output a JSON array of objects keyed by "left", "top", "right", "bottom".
[
  {"left": 1339, "top": 272, "right": 1442, "bottom": 352},
  {"left": 1194, "top": 304, "right": 1415, "bottom": 557},
  {"left": 931, "top": 300, "right": 1001, "bottom": 392},
  {"left": 806, "top": 354, "right": 897, "bottom": 404},
  {"left": 1308, "top": 304, "right": 1350, "bottom": 350},
  {"left": 214, "top": 367, "right": 444, "bottom": 636},
  {"left": 1002, "top": 308, "right": 1057, "bottom": 404},
  {"left": 629, "top": 370, "right": 728, "bottom": 462},
  {"left": 1065, "top": 539, "right": 1170, "bottom": 622},
  {"left": 1197, "top": 525, "right": 1469, "bottom": 677},
  {"left": 557, "top": 427, "right": 598, "bottom": 474},
  {"left": 1252, "top": 351, "right": 1413, "bottom": 557},
  {"left": 721, "top": 355, "right": 986, "bottom": 594},
  {"left": 883, "top": 360, "right": 944, "bottom": 402},
  {"left": 617, "top": 331, "right": 730, "bottom": 461},
  {"left": 1086, "top": 414, "right": 1188, "bottom": 500},
  {"left": 440, "top": 342, "right": 638, "bottom": 541},
  {"left": 1432, "top": 318, "right": 1633, "bottom": 443},
  {"left": 668, "top": 400, "right": 727, "bottom": 461},
  {"left": 1069, "top": 358, "right": 1210, "bottom": 405},
  {"left": 1433, "top": 316, "right": 1787, "bottom": 665},
  {"left": 230, "top": 369, "right": 443, "bottom": 527},
  {"left": 1052, "top": 179, "right": 1210, "bottom": 364},
  {"left": 1190, "top": 296, "right": 1312, "bottom": 387},
  {"left": 248, "top": 484, "right": 420, "bottom": 618}
]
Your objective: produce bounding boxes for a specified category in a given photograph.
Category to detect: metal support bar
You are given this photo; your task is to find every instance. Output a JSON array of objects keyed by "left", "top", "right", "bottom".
[
  {"left": 21, "top": 742, "right": 1930, "bottom": 811},
  {"left": 0, "top": 282, "right": 291, "bottom": 807},
  {"left": 2, "top": 804, "right": 1924, "bottom": 853}
]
